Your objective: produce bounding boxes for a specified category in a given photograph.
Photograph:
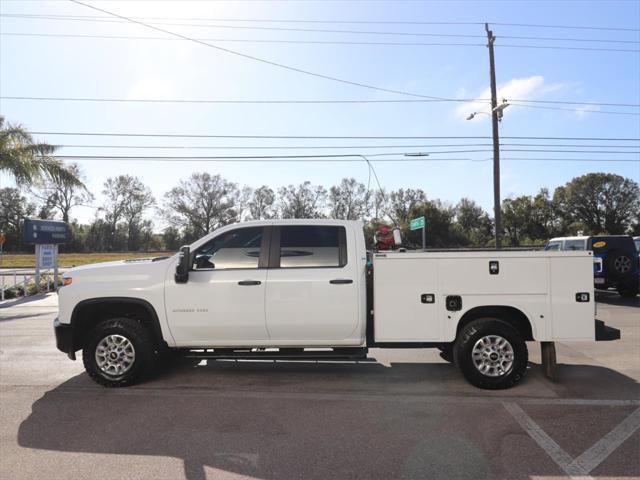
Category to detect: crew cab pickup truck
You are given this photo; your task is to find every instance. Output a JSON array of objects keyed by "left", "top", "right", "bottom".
[{"left": 54, "top": 220, "right": 620, "bottom": 390}]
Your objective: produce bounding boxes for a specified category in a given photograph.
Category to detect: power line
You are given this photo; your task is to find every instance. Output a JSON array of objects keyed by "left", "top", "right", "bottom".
[
  {"left": 49, "top": 154, "right": 640, "bottom": 162},
  {"left": 509, "top": 103, "right": 640, "bottom": 116},
  {"left": 500, "top": 157, "right": 639, "bottom": 162},
  {"left": 49, "top": 143, "right": 640, "bottom": 150},
  {"left": 500, "top": 35, "right": 639, "bottom": 45},
  {"left": 22, "top": 18, "right": 491, "bottom": 40},
  {"left": 500, "top": 143, "right": 640, "bottom": 147},
  {"left": 4, "top": 13, "right": 638, "bottom": 37},
  {"left": 0, "top": 14, "right": 486, "bottom": 35},
  {"left": 54, "top": 143, "right": 497, "bottom": 149},
  {"left": 6, "top": 95, "right": 640, "bottom": 110},
  {"left": 30, "top": 131, "right": 640, "bottom": 141},
  {"left": 507, "top": 99, "right": 640, "bottom": 107},
  {"left": 50, "top": 154, "right": 469, "bottom": 162},
  {"left": 1, "top": 32, "right": 484, "bottom": 47},
  {"left": 0, "top": 95, "right": 484, "bottom": 105},
  {"left": 3, "top": 31, "right": 636, "bottom": 52},
  {"left": 502, "top": 149, "right": 640, "bottom": 154},
  {"left": 5, "top": 95, "right": 638, "bottom": 115},
  {"left": 497, "top": 44, "right": 639, "bottom": 53},
  {"left": 64, "top": 1, "right": 463, "bottom": 101},
  {"left": 51, "top": 15, "right": 640, "bottom": 44},
  {"left": 3, "top": 14, "right": 469, "bottom": 25},
  {"left": 490, "top": 22, "right": 639, "bottom": 32},
  {"left": 3, "top": 14, "right": 638, "bottom": 32}
]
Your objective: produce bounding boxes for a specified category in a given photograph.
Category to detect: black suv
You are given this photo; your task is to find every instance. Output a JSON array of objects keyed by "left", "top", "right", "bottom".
[{"left": 545, "top": 235, "right": 639, "bottom": 297}]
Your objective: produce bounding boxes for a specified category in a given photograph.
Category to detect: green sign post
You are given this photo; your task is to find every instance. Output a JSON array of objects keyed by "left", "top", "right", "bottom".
[{"left": 409, "top": 216, "right": 426, "bottom": 251}]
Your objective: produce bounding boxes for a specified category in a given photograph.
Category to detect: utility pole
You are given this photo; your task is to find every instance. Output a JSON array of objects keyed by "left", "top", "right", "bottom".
[{"left": 485, "top": 23, "right": 502, "bottom": 249}]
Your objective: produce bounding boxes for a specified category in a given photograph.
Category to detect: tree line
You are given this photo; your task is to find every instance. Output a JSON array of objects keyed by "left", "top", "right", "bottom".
[{"left": 2, "top": 170, "right": 639, "bottom": 253}]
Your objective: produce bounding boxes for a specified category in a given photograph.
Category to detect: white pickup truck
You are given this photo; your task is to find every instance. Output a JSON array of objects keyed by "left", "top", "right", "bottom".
[{"left": 54, "top": 219, "right": 619, "bottom": 389}]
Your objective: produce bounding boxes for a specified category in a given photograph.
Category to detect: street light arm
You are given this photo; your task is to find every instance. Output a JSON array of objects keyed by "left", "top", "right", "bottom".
[{"left": 466, "top": 111, "right": 492, "bottom": 120}]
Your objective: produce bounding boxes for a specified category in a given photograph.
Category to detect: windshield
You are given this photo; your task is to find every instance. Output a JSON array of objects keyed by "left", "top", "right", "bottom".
[{"left": 545, "top": 241, "right": 561, "bottom": 251}]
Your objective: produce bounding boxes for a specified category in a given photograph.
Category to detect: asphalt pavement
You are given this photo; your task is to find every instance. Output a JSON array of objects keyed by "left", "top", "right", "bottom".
[{"left": 0, "top": 291, "right": 638, "bottom": 480}]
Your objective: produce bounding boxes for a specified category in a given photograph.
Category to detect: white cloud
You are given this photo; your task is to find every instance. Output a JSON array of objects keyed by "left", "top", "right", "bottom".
[{"left": 455, "top": 75, "right": 562, "bottom": 121}]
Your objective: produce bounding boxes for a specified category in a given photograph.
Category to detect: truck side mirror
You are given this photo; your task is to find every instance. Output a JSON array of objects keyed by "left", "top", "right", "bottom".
[{"left": 175, "top": 245, "right": 190, "bottom": 284}]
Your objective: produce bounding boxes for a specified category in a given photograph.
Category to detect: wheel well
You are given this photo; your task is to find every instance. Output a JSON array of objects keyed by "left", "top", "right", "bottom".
[
  {"left": 456, "top": 306, "right": 534, "bottom": 341},
  {"left": 70, "top": 298, "right": 164, "bottom": 351}
]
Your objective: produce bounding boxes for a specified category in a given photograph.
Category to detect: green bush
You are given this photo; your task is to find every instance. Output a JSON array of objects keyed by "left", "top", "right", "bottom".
[{"left": 1, "top": 279, "right": 61, "bottom": 300}]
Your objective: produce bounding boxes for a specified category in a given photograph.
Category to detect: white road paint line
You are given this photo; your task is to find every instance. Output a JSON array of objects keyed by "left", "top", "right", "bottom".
[
  {"left": 504, "top": 402, "right": 640, "bottom": 479},
  {"left": 502, "top": 402, "right": 589, "bottom": 479},
  {"left": 569, "top": 407, "right": 640, "bottom": 474}
]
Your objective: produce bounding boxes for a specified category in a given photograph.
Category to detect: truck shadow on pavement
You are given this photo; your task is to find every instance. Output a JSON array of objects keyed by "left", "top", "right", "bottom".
[{"left": 17, "top": 359, "right": 640, "bottom": 480}]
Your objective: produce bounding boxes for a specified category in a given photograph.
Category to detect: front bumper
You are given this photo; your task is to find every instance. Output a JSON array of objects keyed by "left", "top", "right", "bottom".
[
  {"left": 54, "top": 318, "right": 76, "bottom": 360},
  {"left": 595, "top": 319, "right": 621, "bottom": 341}
]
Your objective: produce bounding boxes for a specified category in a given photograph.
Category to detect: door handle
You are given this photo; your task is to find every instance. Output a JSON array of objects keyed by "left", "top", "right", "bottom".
[
  {"left": 329, "top": 279, "right": 353, "bottom": 284},
  {"left": 238, "top": 280, "right": 261, "bottom": 286}
]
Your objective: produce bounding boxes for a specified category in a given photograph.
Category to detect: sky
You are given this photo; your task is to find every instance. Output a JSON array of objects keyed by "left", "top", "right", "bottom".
[{"left": 1, "top": 0, "right": 639, "bottom": 228}]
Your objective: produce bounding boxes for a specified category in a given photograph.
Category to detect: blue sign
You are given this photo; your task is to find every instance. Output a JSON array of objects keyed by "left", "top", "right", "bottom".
[{"left": 23, "top": 219, "right": 69, "bottom": 244}]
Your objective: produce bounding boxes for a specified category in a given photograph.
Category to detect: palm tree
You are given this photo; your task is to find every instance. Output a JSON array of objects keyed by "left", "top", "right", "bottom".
[{"left": 0, "top": 116, "right": 83, "bottom": 187}]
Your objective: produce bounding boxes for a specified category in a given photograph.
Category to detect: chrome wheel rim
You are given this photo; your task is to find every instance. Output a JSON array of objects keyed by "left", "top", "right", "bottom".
[
  {"left": 95, "top": 334, "right": 136, "bottom": 377},
  {"left": 472, "top": 335, "right": 514, "bottom": 377},
  {"left": 614, "top": 256, "right": 631, "bottom": 273}
]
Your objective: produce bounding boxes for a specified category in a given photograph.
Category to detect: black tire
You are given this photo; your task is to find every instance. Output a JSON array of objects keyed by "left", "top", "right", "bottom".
[
  {"left": 453, "top": 318, "right": 528, "bottom": 390},
  {"left": 82, "top": 317, "right": 155, "bottom": 387},
  {"left": 606, "top": 249, "right": 634, "bottom": 279}
]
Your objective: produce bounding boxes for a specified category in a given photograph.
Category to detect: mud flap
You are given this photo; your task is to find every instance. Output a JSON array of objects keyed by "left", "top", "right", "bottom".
[
  {"left": 541, "top": 341, "right": 557, "bottom": 382},
  {"left": 595, "top": 319, "right": 621, "bottom": 341}
]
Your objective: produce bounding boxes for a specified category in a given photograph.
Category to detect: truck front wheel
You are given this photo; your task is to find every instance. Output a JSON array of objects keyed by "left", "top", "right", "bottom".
[
  {"left": 454, "top": 318, "right": 528, "bottom": 390},
  {"left": 82, "top": 317, "right": 155, "bottom": 387}
]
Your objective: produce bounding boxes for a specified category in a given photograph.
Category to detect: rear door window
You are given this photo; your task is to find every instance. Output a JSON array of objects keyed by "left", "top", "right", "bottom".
[
  {"left": 278, "top": 226, "right": 346, "bottom": 268},
  {"left": 564, "top": 239, "right": 586, "bottom": 251}
]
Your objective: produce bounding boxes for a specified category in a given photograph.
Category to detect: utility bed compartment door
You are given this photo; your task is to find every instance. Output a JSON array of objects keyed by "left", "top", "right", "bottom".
[
  {"left": 549, "top": 255, "right": 595, "bottom": 340},
  {"left": 373, "top": 257, "right": 440, "bottom": 341},
  {"left": 437, "top": 258, "right": 547, "bottom": 295}
]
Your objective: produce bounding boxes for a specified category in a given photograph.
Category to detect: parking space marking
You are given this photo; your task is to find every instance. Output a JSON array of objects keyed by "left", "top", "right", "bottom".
[
  {"left": 569, "top": 407, "right": 640, "bottom": 474},
  {"left": 503, "top": 402, "right": 582, "bottom": 477},
  {"left": 504, "top": 402, "right": 640, "bottom": 479}
]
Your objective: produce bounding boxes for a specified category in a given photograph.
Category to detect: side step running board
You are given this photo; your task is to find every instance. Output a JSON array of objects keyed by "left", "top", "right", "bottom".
[{"left": 182, "top": 347, "right": 369, "bottom": 361}]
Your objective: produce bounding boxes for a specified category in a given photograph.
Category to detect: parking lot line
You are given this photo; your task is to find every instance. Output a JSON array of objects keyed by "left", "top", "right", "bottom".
[
  {"left": 569, "top": 407, "right": 640, "bottom": 474},
  {"left": 504, "top": 401, "right": 640, "bottom": 479},
  {"left": 503, "top": 402, "right": 584, "bottom": 478}
]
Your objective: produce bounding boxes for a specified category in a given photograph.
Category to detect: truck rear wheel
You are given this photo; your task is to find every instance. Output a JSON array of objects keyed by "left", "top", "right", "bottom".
[
  {"left": 454, "top": 318, "right": 528, "bottom": 390},
  {"left": 82, "top": 317, "right": 155, "bottom": 387}
]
